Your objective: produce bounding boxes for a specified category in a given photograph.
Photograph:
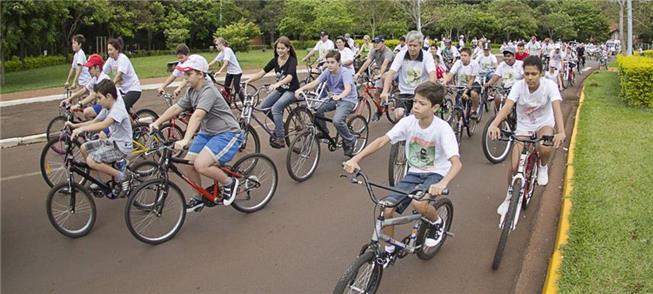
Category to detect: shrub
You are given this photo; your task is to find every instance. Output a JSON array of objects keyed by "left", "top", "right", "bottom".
[
  {"left": 616, "top": 55, "right": 653, "bottom": 108},
  {"left": 643, "top": 50, "right": 653, "bottom": 58},
  {"left": 4, "top": 55, "right": 66, "bottom": 72},
  {"left": 215, "top": 19, "right": 262, "bottom": 52}
]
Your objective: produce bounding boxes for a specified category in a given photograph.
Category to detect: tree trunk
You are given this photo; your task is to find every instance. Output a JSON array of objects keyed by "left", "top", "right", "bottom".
[{"left": 619, "top": 1, "right": 625, "bottom": 45}]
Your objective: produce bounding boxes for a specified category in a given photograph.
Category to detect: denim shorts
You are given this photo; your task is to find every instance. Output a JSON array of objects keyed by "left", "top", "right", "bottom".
[
  {"left": 384, "top": 172, "right": 444, "bottom": 214},
  {"left": 188, "top": 132, "right": 242, "bottom": 165}
]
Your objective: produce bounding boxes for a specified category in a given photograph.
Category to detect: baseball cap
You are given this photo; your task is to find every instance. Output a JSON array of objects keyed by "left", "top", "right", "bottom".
[
  {"left": 175, "top": 54, "right": 209, "bottom": 73},
  {"left": 554, "top": 43, "right": 561, "bottom": 49},
  {"left": 83, "top": 54, "right": 104, "bottom": 68},
  {"left": 502, "top": 47, "right": 516, "bottom": 55},
  {"left": 320, "top": 31, "right": 328, "bottom": 37},
  {"left": 372, "top": 36, "right": 385, "bottom": 43},
  {"left": 483, "top": 43, "right": 490, "bottom": 50}
]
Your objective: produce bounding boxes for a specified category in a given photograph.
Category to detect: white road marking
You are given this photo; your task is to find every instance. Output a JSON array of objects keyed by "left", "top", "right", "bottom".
[{"left": 0, "top": 171, "right": 41, "bottom": 182}]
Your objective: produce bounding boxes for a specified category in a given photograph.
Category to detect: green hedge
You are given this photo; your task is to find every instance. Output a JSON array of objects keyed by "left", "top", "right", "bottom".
[
  {"left": 616, "top": 55, "right": 653, "bottom": 108},
  {"left": 643, "top": 50, "right": 653, "bottom": 58},
  {"left": 4, "top": 55, "right": 66, "bottom": 72}
]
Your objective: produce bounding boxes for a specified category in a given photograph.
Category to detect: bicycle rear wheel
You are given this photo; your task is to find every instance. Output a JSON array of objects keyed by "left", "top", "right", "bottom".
[
  {"left": 40, "top": 138, "right": 87, "bottom": 187},
  {"left": 385, "top": 96, "right": 400, "bottom": 124},
  {"left": 333, "top": 251, "right": 383, "bottom": 294},
  {"left": 231, "top": 154, "right": 278, "bottom": 213},
  {"left": 492, "top": 179, "right": 522, "bottom": 270},
  {"left": 125, "top": 179, "right": 186, "bottom": 245},
  {"left": 387, "top": 141, "right": 407, "bottom": 187},
  {"left": 46, "top": 182, "right": 96, "bottom": 238},
  {"left": 354, "top": 98, "right": 372, "bottom": 123},
  {"left": 286, "top": 131, "right": 321, "bottom": 182},
  {"left": 416, "top": 197, "right": 454, "bottom": 260}
]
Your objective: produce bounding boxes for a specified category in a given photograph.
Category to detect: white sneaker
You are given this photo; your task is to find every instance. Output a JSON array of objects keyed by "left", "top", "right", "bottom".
[
  {"left": 424, "top": 217, "right": 445, "bottom": 247},
  {"left": 497, "top": 191, "right": 510, "bottom": 228},
  {"left": 537, "top": 164, "right": 549, "bottom": 186}
]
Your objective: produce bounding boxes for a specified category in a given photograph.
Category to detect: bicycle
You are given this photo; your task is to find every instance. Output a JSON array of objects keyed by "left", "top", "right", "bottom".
[
  {"left": 45, "top": 126, "right": 159, "bottom": 238},
  {"left": 446, "top": 85, "right": 478, "bottom": 144},
  {"left": 481, "top": 86, "right": 516, "bottom": 164},
  {"left": 491, "top": 130, "right": 553, "bottom": 270},
  {"left": 355, "top": 70, "right": 401, "bottom": 124},
  {"left": 599, "top": 54, "right": 608, "bottom": 70},
  {"left": 286, "top": 90, "right": 369, "bottom": 182},
  {"left": 300, "top": 58, "right": 325, "bottom": 86},
  {"left": 562, "top": 61, "right": 576, "bottom": 89},
  {"left": 333, "top": 169, "right": 454, "bottom": 293},
  {"left": 210, "top": 72, "right": 260, "bottom": 111},
  {"left": 124, "top": 129, "right": 278, "bottom": 245}
]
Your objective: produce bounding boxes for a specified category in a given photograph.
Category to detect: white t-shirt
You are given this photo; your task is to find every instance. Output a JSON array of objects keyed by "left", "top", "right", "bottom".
[
  {"left": 449, "top": 59, "right": 480, "bottom": 86},
  {"left": 314, "top": 40, "right": 335, "bottom": 61},
  {"left": 494, "top": 60, "right": 524, "bottom": 88},
  {"left": 508, "top": 78, "right": 562, "bottom": 134},
  {"left": 544, "top": 70, "right": 559, "bottom": 84},
  {"left": 437, "top": 46, "right": 460, "bottom": 60},
  {"left": 386, "top": 115, "right": 459, "bottom": 175},
  {"left": 103, "top": 53, "right": 142, "bottom": 93},
  {"left": 338, "top": 47, "right": 355, "bottom": 71},
  {"left": 474, "top": 54, "right": 498, "bottom": 73},
  {"left": 96, "top": 97, "right": 133, "bottom": 154},
  {"left": 472, "top": 47, "right": 483, "bottom": 59},
  {"left": 549, "top": 50, "right": 565, "bottom": 70},
  {"left": 73, "top": 49, "right": 91, "bottom": 87},
  {"left": 389, "top": 49, "right": 436, "bottom": 94},
  {"left": 526, "top": 41, "right": 542, "bottom": 56},
  {"left": 212, "top": 47, "right": 242, "bottom": 75},
  {"left": 393, "top": 44, "right": 407, "bottom": 53}
]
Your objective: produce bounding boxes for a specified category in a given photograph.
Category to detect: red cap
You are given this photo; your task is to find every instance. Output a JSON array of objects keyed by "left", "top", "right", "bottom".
[{"left": 84, "top": 54, "right": 104, "bottom": 68}]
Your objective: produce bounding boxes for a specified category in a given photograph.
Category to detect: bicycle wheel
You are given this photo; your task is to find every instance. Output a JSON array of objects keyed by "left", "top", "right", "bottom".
[
  {"left": 522, "top": 156, "right": 539, "bottom": 210},
  {"left": 416, "top": 197, "right": 454, "bottom": 260},
  {"left": 387, "top": 141, "right": 407, "bottom": 187},
  {"left": 481, "top": 116, "right": 513, "bottom": 164},
  {"left": 231, "top": 153, "right": 278, "bottom": 213},
  {"left": 284, "top": 106, "right": 313, "bottom": 147},
  {"left": 286, "top": 131, "right": 321, "bottom": 182},
  {"left": 237, "top": 124, "right": 261, "bottom": 155},
  {"left": 347, "top": 115, "right": 369, "bottom": 155},
  {"left": 46, "top": 115, "right": 67, "bottom": 144},
  {"left": 158, "top": 122, "right": 185, "bottom": 157},
  {"left": 40, "top": 138, "right": 88, "bottom": 187},
  {"left": 46, "top": 182, "right": 96, "bottom": 238},
  {"left": 385, "top": 96, "right": 400, "bottom": 124},
  {"left": 333, "top": 251, "right": 383, "bottom": 294},
  {"left": 466, "top": 102, "right": 478, "bottom": 138},
  {"left": 439, "top": 98, "right": 454, "bottom": 122},
  {"left": 449, "top": 109, "right": 463, "bottom": 145},
  {"left": 492, "top": 178, "right": 522, "bottom": 270},
  {"left": 234, "top": 83, "right": 259, "bottom": 111},
  {"left": 134, "top": 109, "right": 158, "bottom": 124},
  {"left": 125, "top": 179, "right": 186, "bottom": 245},
  {"left": 354, "top": 98, "right": 372, "bottom": 123}
]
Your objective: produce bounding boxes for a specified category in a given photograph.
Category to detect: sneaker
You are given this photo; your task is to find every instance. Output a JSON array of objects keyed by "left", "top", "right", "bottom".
[
  {"left": 220, "top": 178, "right": 239, "bottom": 206},
  {"left": 269, "top": 136, "right": 285, "bottom": 149},
  {"left": 424, "top": 217, "right": 445, "bottom": 247},
  {"left": 116, "top": 172, "right": 134, "bottom": 198},
  {"left": 470, "top": 111, "right": 479, "bottom": 121},
  {"left": 497, "top": 190, "right": 511, "bottom": 228},
  {"left": 537, "top": 164, "right": 549, "bottom": 185},
  {"left": 371, "top": 111, "right": 383, "bottom": 122},
  {"left": 343, "top": 140, "right": 355, "bottom": 157},
  {"left": 186, "top": 196, "right": 205, "bottom": 213}
]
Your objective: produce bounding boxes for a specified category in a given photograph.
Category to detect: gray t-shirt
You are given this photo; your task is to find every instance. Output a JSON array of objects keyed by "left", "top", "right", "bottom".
[
  {"left": 97, "top": 97, "right": 133, "bottom": 154},
  {"left": 176, "top": 81, "right": 240, "bottom": 135},
  {"left": 368, "top": 46, "right": 394, "bottom": 69}
]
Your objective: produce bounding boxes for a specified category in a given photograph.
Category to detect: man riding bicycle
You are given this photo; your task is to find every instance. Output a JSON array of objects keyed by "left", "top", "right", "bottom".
[
  {"left": 443, "top": 47, "right": 482, "bottom": 120},
  {"left": 150, "top": 55, "right": 242, "bottom": 211},
  {"left": 354, "top": 36, "right": 394, "bottom": 121},
  {"left": 485, "top": 47, "right": 524, "bottom": 109}
]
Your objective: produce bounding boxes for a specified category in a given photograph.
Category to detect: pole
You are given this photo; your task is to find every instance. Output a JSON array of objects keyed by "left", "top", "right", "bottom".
[
  {"left": 417, "top": 0, "right": 421, "bottom": 32},
  {"left": 627, "top": 0, "right": 632, "bottom": 55}
]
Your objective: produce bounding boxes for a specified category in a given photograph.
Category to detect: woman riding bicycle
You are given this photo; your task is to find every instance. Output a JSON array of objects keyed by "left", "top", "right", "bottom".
[
  {"left": 103, "top": 37, "right": 142, "bottom": 111},
  {"left": 209, "top": 37, "right": 244, "bottom": 103}
]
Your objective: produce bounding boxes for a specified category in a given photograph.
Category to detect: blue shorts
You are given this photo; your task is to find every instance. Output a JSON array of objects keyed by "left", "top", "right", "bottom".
[
  {"left": 188, "top": 132, "right": 242, "bottom": 165},
  {"left": 384, "top": 172, "right": 444, "bottom": 214},
  {"left": 92, "top": 103, "right": 103, "bottom": 114}
]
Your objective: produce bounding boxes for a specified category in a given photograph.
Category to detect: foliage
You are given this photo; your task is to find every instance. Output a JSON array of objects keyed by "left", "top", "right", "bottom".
[
  {"left": 162, "top": 7, "right": 191, "bottom": 50},
  {"left": 560, "top": 0, "right": 610, "bottom": 42},
  {"left": 616, "top": 55, "right": 653, "bottom": 108},
  {"left": 539, "top": 11, "right": 577, "bottom": 41},
  {"left": 215, "top": 19, "right": 262, "bottom": 52},
  {"left": 489, "top": 0, "right": 538, "bottom": 41},
  {"left": 3, "top": 55, "right": 66, "bottom": 72}
]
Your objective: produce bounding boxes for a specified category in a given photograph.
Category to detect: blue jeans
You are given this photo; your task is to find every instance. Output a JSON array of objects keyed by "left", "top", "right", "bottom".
[
  {"left": 259, "top": 90, "right": 297, "bottom": 138},
  {"left": 315, "top": 100, "right": 355, "bottom": 144},
  {"left": 384, "top": 172, "right": 444, "bottom": 214}
]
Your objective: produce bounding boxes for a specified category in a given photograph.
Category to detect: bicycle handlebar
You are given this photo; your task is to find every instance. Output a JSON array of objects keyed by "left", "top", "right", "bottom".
[{"left": 499, "top": 129, "right": 554, "bottom": 146}]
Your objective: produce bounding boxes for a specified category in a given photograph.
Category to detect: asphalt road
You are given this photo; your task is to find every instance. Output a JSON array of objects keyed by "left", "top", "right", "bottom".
[{"left": 1, "top": 63, "right": 594, "bottom": 293}]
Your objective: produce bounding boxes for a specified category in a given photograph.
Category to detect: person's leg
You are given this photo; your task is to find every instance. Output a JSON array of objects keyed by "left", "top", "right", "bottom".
[
  {"left": 271, "top": 91, "right": 297, "bottom": 138},
  {"left": 411, "top": 173, "right": 445, "bottom": 222},
  {"left": 123, "top": 91, "right": 142, "bottom": 111},
  {"left": 259, "top": 90, "right": 282, "bottom": 120},
  {"left": 224, "top": 74, "right": 234, "bottom": 102},
  {"left": 382, "top": 173, "right": 421, "bottom": 247},
  {"left": 470, "top": 83, "right": 481, "bottom": 118},
  {"left": 183, "top": 133, "right": 211, "bottom": 187},
  {"left": 535, "top": 126, "right": 555, "bottom": 185},
  {"left": 83, "top": 104, "right": 101, "bottom": 120},
  {"left": 508, "top": 141, "right": 525, "bottom": 184},
  {"left": 314, "top": 100, "right": 336, "bottom": 137},
  {"left": 232, "top": 74, "right": 243, "bottom": 102},
  {"left": 193, "top": 132, "right": 242, "bottom": 185},
  {"left": 333, "top": 101, "right": 355, "bottom": 144}
]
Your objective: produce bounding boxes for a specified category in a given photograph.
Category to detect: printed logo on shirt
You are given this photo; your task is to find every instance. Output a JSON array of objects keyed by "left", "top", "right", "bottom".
[
  {"left": 408, "top": 136, "right": 436, "bottom": 169},
  {"left": 406, "top": 66, "right": 423, "bottom": 87}
]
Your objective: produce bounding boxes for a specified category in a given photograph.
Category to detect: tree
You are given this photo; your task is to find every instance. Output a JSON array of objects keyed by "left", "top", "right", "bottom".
[
  {"left": 560, "top": 0, "right": 610, "bottom": 42},
  {"left": 278, "top": 0, "right": 318, "bottom": 39},
  {"left": 352, "top": 0, "right": 404, "bottom": 37},
  {"left": 163, "top": 7, "right": 191, "bottom": 50},
  {"left": 540, "top": 12, "right": 577, "bottom": 41},
  {"left": 215, "top": 19, "right": 262, "bottom": 52},
  {"left": 135, "top": 1, "right": 165, "bottom": 50},
  {"left": 394, "top": 0, "right": 440, "bottom": 31},
  {"left": 489, "top": 0, "right": 538, "bottom": 41}
]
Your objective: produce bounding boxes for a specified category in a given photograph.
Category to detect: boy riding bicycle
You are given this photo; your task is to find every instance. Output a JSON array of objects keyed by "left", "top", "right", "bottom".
[
  {"left": 295, "top": 50, "right": 357, "bottom": 157},
  {"left": 344, "top": 81, "right": 462, "bottom": 266},
  {"left": 150, "top": 55, "right": 242, "bottom": 211},
  {"left": 67, "top": 79, "right": 133, "bottom": 197}
]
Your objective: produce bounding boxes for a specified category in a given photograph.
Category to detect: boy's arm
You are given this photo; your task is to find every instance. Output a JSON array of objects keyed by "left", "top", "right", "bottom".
[
  {"left": 429, "top": 156, "right": 462, "bottom": 196},
  {"left": 552, "top": 100, "right": 566, "bottom": 148},
  {"left": 72, "top": 117, "right": 112, "bottom": 138},
  {"left": 343, "top": 135, "right": 390, "bottom": 173}
]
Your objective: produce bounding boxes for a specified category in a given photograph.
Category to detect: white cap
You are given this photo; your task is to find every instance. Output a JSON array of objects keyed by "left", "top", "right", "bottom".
[
  {"left": 175, "top": 54, "right": 209, "bottom": 73},
  {"left": 554, "top": 44, "right": 561, "bottom": 49}
]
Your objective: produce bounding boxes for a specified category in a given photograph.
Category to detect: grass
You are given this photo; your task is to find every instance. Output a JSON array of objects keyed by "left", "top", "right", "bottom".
[
  {"left": 557, "top": 71, "right": 653, "bottom": 293},
  {"left": 1, "top": 49, "right": 308, "bottom": 94}
]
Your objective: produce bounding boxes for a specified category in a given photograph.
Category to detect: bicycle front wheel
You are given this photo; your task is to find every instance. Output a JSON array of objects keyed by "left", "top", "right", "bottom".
[
  {"left": 492, "top": 178, "right": 522, "bottom": 270},
  {"left": 46, "top": 182, "right": 96, "bottom": 238},
  {"left": 284, "top": 106, "right": 313, "bottom": 147},
  {"left": 385, "top": 96, "right": 400, "bottom": 124},
  {"left": 333, "top": 251, "right": 383, "bottom": 294},
  {"left": 387, "top": 141, "right": 407, "bottom": 187},
  {"left": 482, "top": 116, "right": 512, "bottom": 164},
  {"left": 347, "top": 115, "right": 369, "bottom": 155},
  {"left": 125, "top": 179, "right": 186, "bottom": 245},
  {"left": 134, "top": 109, "right": 159, "bottom": 124},
  {"left": 46, "top": 115, "right": 67, "bottom": 143},
  {"left": 231, "top": 153, "right": 278, "bottom": 213},
  {"left": 40, "top": 138, "right": 87, "bottom": 187},
  {"left": 416, "top": 197, "right": 454, "bottom": 260},
  {"left": 286, "top": 131, "right": 321, "bottom": 182}
]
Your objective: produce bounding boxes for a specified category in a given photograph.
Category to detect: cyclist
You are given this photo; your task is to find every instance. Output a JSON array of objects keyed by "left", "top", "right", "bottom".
[
  {"left": 244, "top": 36, "right": 300, "bottom": 149},
  {"left": 62, "top": 54, "right": 117, "bottom": 121},
  {"left": 474, "top": 43, "right": 498, "bottom": 84},
  {"left": 549, "top": 44, "right": 564, "bottom": 82},
  {"left": 562, "top": 45, "right": 577, "bottom": 81},
  {"left": 381, "top": 30, "right": 437, "bottom": 120},
  {"left": 525, "top": 36, "right": 542, "bottom": 57},
  {"left": 393, "top": 36, "right": 407, "bottom": 53},
  {"left": 103, "top": 37, "right": 142, "bottom": 111},
  {"left": 295, "top": 50, "right": 357, "bottom": 157},
  {"left": 344, "top": 81, "right": 462, "bottom": 264},
  {"left": 335, "top": 36, "right": 355, "bottom": 73},
  {"left": 575, "top": 43, "right": 585, "bottom": 72},
  {"left": 150, "top": 55, "right": 242, "bottom": 210},
  {"left": 544, "top": 64, "right": 563, "bottom": 91},
  {"left": 485, "top": 47, "right": 524, "bottom": 109},
  {"left": 157, "top": 44, "right": 191, "bottom": 97},
  {"left": 67, "top": 79, "right": 133, "bottom": 197},
  {"left": 515, "top": 42, "right": 528, "bottom": 61},
  {"left": 344, "top": 33, "right": 356, "bottom": 54},
  {"left": 210, "top": 37, "right": 245, "bottom": 103},
  {"left": 438, "top": 39, "right": 460, "bottom": 69},
  {"left": 423, "top": 35, "right": 431, "bottom": 51},
  {"left": 354, "top": 35, "right": 373, "bottom": 61},
  {"left": 443, "top": 47, "right": 482, "bottom": 120},
  {"left": 488, "top": 55, "right": 565, "bottom": 190},
  {"left": 355, "top": 36, "right": 394, "bottom": 121},
  {"left": 302, "top": 31, "right": 334, "bottom": 63},
  {"left": 64, "top": 34, "right": 91, "bottom": 90}
]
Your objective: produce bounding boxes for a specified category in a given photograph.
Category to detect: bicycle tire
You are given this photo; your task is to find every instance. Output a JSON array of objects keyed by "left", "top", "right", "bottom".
[
  {"left": 522, "top": 155, "right": 539, "bottom": 210},
  {"left": 333, "top": 251, "right": 383, "bottom": 294},
  {"left": 347, "top": 115, "right": 369, "bottom": 155},
  {"left": 134, "top": 109, "right": 159, "bottom": 125},
  {"left": 159, "top": 122, "right": 186, "bottom": 158},
  {"left": 416, "top": 197, "right": 454, "bottom": 260},
  {"left": 286, "top": 131, "right": 321, "bottom": 182},
  {"left": 354, "top": 98, "right": 372, "bottom": 123},
  {"left": 125, "top": 179, "right": 186, "bottom": 245},
  {"left": 40, "top": 138, "right": 88, "bottom": 187},
  {"left": 284, "top": 106, "right": 313, "bottom": 147},
  {"left": 492, "top": 178, "right": 522, "bottom": 270},
  {"left": 450, "top": 109, "right": 464, "bottom": 145},
  {"left": 46, "top": 182, "right": 96, "bottom": 238},
  {"left": 387, "top": 141, "right": 407, "bottom": 187},
  {"left": 231, "top": 153, "right": 278, "bottom": 213},
  {"left": 238, "top": 123, "right": 261, "bottom": 154},
  {"left": 385, "top": 96, "right": 400, "bottom": 124},
  {"left": 46, "top": 115, "right": 68, "bottom": 144},
  {"left": 481, "top": 116, "right": 513, "bottom": 164}
]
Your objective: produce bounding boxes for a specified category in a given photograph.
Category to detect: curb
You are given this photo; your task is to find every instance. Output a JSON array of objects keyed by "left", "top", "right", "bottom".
[
  {"left": 541, "top": 84, "right": 585, "bottom": 293},
  {"left": 0, "top": 133, "right": 47, "bottom": 149}
]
